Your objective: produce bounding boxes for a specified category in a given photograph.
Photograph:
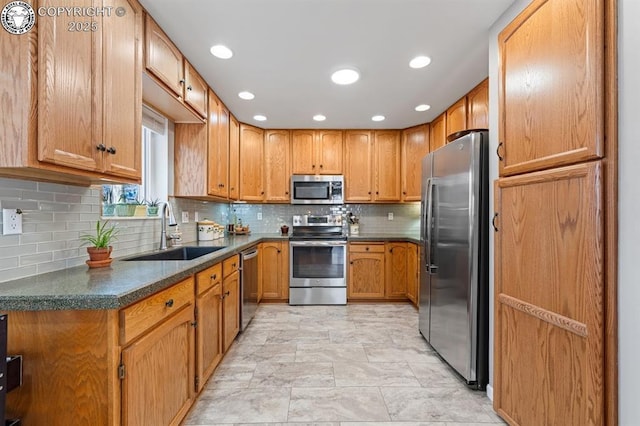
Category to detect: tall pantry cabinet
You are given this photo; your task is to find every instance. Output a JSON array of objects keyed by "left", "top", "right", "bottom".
[{"left": 493, "top": 0, "right": 617, "bottom": 425}]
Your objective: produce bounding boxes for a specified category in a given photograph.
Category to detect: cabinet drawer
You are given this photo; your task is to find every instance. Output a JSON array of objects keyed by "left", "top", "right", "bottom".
[
  {"left": 120, "top": 277, "right": 194, "bottom": 345},
  {"left": 349, "top": 243, "right": 385, "bottom": 253},
  {"left": 223, "top": 255, "right": 239, "bottom": 278},
  {"left": 196, "top": 263, "right": 222, "bottom": 295}
]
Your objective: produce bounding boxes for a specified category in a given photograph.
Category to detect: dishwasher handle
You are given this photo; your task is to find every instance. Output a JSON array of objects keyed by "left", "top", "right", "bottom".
[{"left": 241, "top": 248, "right": 259, "bottom": 261}]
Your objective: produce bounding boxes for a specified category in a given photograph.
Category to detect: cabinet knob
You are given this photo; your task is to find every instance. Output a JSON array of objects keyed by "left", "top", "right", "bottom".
[
  {"left": 179, "top": 79, "right": 185, "bottom": 85},
  {"left": 187, "top": 85, "right": 193, "bottom": 91},
  {"left": 211, "top": 273, "right": 217, "bottom": 280},
  {"left": 277, "top": 249, "right": 281, "bottom": 253},
  {"left": 403, "top": 191, "right": 407, "bottom": 195},
  {"left": 350, "top": 261, "right": 353, "bottom": 265},
  {"left": 320, "top": 164, "right": 323, "bottom": 168},
  {"left": 232, "top": 263, "right": 236, "bottom": 267},
  {"left": 376, "top": 191, "right": 379, "bottom": 195},
  {"left": 285, "top": 191, "right": 289, "bottom": 195},
  {"left": 165, "top": 299, "right": 174, "bottom": 308},
  {"left": 312, "top": 164, "right": 315, "bottom": 169},
  {"left": 96, "top": 144, "right": 106, "bottom": 152},
  {"left": 389, "top": 248, "right": 393, "bottom": 253},
  {"left": 368, "top": 191, "right": 371, "bottom": 195},
  {"left": 365, "top": 247, "right": 369, "bottom": 251},
  {"left": 106, "top": 147, "right": 116, "bottom": 155},
  {"left": 261, "top": 191, "right": 264, "bottom": 195}
]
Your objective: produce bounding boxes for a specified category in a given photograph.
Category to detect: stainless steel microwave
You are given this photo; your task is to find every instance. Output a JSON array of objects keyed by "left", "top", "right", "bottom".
[{"left": 290, "top": 175, "right": 344, "bottom": 204}]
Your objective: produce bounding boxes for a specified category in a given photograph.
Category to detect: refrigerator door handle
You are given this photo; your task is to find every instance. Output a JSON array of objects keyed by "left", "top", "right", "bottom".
[{"left": 425, "top": 178, "right": 436, "bottom": 273}]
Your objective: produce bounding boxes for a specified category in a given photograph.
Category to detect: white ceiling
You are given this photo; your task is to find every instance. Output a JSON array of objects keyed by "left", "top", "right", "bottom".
[{"left": 139, "top": 0, "right": 515, "bottom": 129}]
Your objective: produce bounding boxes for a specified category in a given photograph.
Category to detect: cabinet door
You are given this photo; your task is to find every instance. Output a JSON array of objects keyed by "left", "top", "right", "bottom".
[
  {"left": 102, "top": 0, "right": 142, "bottom": 180},
  {"left": 344, "top": 130, "right": 373, "bottom": 202},
  {"left": 261, "top": 242, "right": 288, "bottom": 300},
  {"left": 239, "top": 124, "right": 264, "bottom": 201},
  {"left": 401, "top": 124, "right": 430, "bottom": 201},
  {"left": 264, "top": 130, "right": 291, "bottom": 202},
  {"left": 184, "top": 61, "right": 208, "bottom": 119},
  {"left": 222, "top": 270, "right": 240, "bottom": 353},
  {"left": 385, "top": 242, "right": 408, "bottom": 299},
  {"left": 291, "top": 130, "right": 316, "bottom": 174},
  {"left": 467, "top": 79, "right": 489, "bottom": 130},
  {"left": 228, "top": 115, "right": 240, "bottom": 200},
  {"left": 498, "top": 0, "right": 603, "bottom": 176},
  {"left": 494, "top": 162, "right": 603, "bottom": 425},
  {"left": 317, "top": 130, "right": 343, "bottom": 174},
  {"left": 446, "top": 97, "right": 467, "bottom": 138},
  {"left": 208, "top": 91, "right": 229, "bottom": 198},
  {"left": 121, "top": 304, "right": 195, "bottom": 426},
  {"left": 38, "top": 0, "right": 101, "bottom": 172},
  {"left": 348, "top": 248, "right": 385, "bottom": 299},
  {"left": 144, "top": 15, "right": 184, "bottom": 98},
  {"left": 429, "top": 113, "right": 447, "bottom": 152},
  {"left": 373, "top": 130, "right": 401, "bottom": 201},
  {"left": 196, "top": 283, "right": 222, "bottom": 392},
  {"left": 406, "top": 243, "right": 419, "bottom": 305}
]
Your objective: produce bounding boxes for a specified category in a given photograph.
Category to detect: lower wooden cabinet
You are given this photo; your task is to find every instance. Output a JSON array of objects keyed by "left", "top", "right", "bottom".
[
  {"left": 406, "top": 243, "right": 419, "bottom": 306},
  {"left": 222, "top": 255, "right": 240, "bottom": 352},
  {"left": 348, "top": 243, "right": 386, "bottom": 299},
  {"left": 385, "top": 242, "right": 408, "bottom": 299},
  {"left": 195, "top": 263, "right": 223, "bottom": 392},
  {"left": 260, "top": 241, "right": 289, "bottom": 301}
]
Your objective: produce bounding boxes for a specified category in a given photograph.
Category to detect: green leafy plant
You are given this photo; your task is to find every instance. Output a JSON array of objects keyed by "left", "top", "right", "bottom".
[
  {"left": 146, "top": 198, "right": 160, "bottom": 207},
  {"left": 80, "top": 221, "right": 118, "bottom": 248}
]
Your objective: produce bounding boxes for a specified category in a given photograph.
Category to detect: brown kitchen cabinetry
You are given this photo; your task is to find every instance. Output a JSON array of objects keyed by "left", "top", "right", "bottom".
[
  {"left": 239, "top": 124, "right": 265, "bottom": 202},
  {"left": 406, "top": 243, "right": 419, "bottom": 306},
  {"left": 222, "top": 255, "right": 241, "bottom": 352},
  {"left": 429, "top": 113, "right": 447, "bottom": 152},
  {"left": 144, "top": 14, "right": 207, "bottom": 121},
  {"left": 385, "top": 242, "right": 408, "bottom": 299},
  {"left": 120, "top": 276, "right": 195, "bottom": 426},
  {"left": 195, "top": 263, "right": 223, "bottom": 392},
  {"left": 229, "top": 115, "right": 241, "bottom": 200},
  {"left": 467, "top": 79, "right": 489, "bottom": 130},
  {"left": 446, "top": 96, "right": 468, "bottom": 138},
  {"left": 401, "top": 124, "right": 430, "bottom": 201},
  {"left": 260, "top": 241, "right": 289, "bottom": 301},
  {"left": 264, "top": 130, "right": 292, "bottom": 202},
  {"left": 344, "top": 130, "right": 374, "bottom": 202},
  {"left": 291, "top": 130, "right": 343, "bottom": 174},
  {"left": 373, "top": 130, "right": 402, "bottom": 202},
  {"left": 348, "top": 243, "right": 386, "bottom": 299},
  {"left": 0, "top": 0, "right": 143, "bottom": 185},
  {"left": 208, "top": 90, "right": 230, "bottom": 198}
]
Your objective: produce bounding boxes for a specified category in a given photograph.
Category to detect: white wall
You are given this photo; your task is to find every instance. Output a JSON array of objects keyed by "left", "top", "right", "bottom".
[{"left": 617, "top": 0, "right": 640, "bottom": 423}]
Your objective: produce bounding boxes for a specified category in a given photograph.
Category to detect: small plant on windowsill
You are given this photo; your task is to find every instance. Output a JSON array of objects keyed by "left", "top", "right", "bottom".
[
  {"left": 132, "top": 198, "right": 147, "bottom": 217},
  {"left": 146, "top": 198, "right": 160, "bottom": 216},
  {"left": 80, "top": 221, "right": 118, "bottom": 268}
]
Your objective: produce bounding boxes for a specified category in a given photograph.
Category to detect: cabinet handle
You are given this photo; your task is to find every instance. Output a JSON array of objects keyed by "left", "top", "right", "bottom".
[
  {"left": 187, "top": 85, "right": 193, "bottom": 91},
  {"left": 165, "top": 299, "right": 174, "bottom": 308},
  {"left": 106, "top": 147, "right": 116, "bottom": 155},
  {"left": 497, "top": 142, "right": 504, "bottom": 161},
  {"left": 492, "top": 212, "right": 499, "bottom": 232},
  {"left": 96, "top": 144, "right": 106, "bottom": 152}
]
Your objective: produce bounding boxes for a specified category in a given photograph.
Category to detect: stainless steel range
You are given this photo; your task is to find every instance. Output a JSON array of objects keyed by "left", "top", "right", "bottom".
[{"left": 289, "top": 214, "right": 347, "bottom": 305}]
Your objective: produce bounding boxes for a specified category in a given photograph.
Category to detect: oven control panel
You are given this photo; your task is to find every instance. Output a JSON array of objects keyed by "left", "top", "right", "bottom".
[{"left": 292, "top": 214, "right": 342, "bottom": 227}]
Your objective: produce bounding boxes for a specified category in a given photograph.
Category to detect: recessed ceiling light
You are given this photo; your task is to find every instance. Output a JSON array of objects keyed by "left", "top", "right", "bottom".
[
  {"left": 415, "top": 104, "right": 431, "bottom": 112},
  {"left": 313, "top": 114, "right": 326, "bottom": 122},
  {"left": 331, "top": 68, "right": 360, "bottom": 85},
  {"left": 210, "top": 44, "right": 233, "bottom": 59},
  {"left": 238, "top": 91, "right": 255, "bottom": 100},
  {"left": 253, "top": 114, "right": 267, "bottom": 122},
  {"left": 371, "top": 115, "right": 385, "bottom": 122},
  {"left": 409, "top": 55, "right": 431, "bottom": 69}
]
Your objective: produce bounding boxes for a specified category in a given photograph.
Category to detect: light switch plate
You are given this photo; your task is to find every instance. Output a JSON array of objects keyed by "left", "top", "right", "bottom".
[
  {"left": 388, "top": 212, "right": 394, "bottom": 221},
  {"left": 3, "top": 208, "right": 23, "bottom": 235},
  {"left": 257, "top": 212, "right": 263, "bottom": 220},
  {"left": 181, "top": 211, "right": 189, "bottom": 223}
]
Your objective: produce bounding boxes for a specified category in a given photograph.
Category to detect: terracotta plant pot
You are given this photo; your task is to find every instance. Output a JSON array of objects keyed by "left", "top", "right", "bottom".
[{"left": 86, "top": 246, "right": 113, "bottom": 268}]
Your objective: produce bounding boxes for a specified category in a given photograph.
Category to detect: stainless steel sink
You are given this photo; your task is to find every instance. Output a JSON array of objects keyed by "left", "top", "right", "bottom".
[{"left": 123, "top": 246, "right": 226, "bottom": 261}]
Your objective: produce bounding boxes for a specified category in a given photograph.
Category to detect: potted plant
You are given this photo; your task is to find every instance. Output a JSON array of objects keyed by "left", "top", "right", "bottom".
[
  {"left": 133, "top": 198, "right": 147, "bottom": 217},
  {"left": 80, "top": 221, "right": 118, "bottom": 268},
  {"left": 115, "top": 194, "right": 136, "bottom": 217},
  {"left": 146, "top": 198, "right": 160, "bottom": 216}
]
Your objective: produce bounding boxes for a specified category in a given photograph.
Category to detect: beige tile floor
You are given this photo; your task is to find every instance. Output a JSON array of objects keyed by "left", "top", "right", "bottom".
[{"left": 183, "top": 303, "right": 506, "bottom": 425}]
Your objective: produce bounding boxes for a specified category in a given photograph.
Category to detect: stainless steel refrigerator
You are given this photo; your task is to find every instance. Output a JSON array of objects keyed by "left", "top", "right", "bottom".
[{"left": 418, "top": 129, "right": 489, "bottom": 390}]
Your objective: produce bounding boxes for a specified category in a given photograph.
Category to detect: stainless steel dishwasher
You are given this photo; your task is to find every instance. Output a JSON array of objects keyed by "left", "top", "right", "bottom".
[{"left": 239, "top": 246, "right": 259, "bottom": 331}]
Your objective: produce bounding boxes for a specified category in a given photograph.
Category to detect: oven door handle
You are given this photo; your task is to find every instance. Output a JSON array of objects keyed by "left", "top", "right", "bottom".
[{"left": 289, "top": 240, "right": 347, "bottom": 247}]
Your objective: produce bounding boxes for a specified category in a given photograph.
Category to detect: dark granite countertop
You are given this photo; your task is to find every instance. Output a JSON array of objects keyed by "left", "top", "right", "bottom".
[{"left": 0, "top": 232, "right": 417, "bottom": 312}]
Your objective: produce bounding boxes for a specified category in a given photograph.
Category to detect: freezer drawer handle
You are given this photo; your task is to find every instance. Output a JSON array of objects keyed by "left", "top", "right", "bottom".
[{"left": 492, "top": 213, "right": 499, "bottom": 232}]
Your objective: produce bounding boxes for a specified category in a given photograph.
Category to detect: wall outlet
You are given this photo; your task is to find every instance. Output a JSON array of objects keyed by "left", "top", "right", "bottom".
[
  {"left": 257, "top": 212, "right": 263, "bottom": 220},
  {"left": 3, "top": 208, "right": 23, "bottom": 235},
  {"left": 194, "top": 212, "right": 200, "bottom": 222},
  {"left": 181, "top": 211, "right": 189, "bottom": 223},
  {"left": 388, "top": 212, "right": 394, "bottom": 221}
]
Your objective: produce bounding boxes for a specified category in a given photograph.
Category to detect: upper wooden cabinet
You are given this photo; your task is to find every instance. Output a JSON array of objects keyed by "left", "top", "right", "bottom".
[
  {"left": 208, "top": 91, "right": 230, "bottom": 198},
  {"left": 446, "top": 97, "right": 468, "bottom": 138},
  {"left": 174, "top": 123, "right": 208, "bottom": 198},
  {"left": 344, "top": 131, "right": 374, "bottom": 202},
  {"left": 228, "top": 115, "right": 240, "bottom": 200},
  {"left": 498, "top": 0, "right": 604, "bottom": 176},
  {"left": 429, "top": 113, "right": 447, "bottom": 152},
  {"left": 239, "top": 124, "right": 265, "bottom": 201},
  {"left": 264, "top": 130, "right": 291, "bottom": 202},
  {"left": 291, "top": 130, "right": 343, "bottom": 174},
  {"left": 144, "top": 14, "right": 207, "bottom": 121},
  {"left": 373, "top": 130, "right": 402, "bottom": 202},
  {"left": 401, "top": 124, "right": 430, "bottom": 201},
  {"left": 467, "top": 79, "right": 489, "bottom": 130},
  {"left": 0, "top": 0, "right": 143, "bottom": 185}
]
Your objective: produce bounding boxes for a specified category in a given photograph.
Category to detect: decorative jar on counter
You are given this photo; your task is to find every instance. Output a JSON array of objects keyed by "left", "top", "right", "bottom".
[{"left": 197, "top": 220, "right": 216, "bottom": 241}]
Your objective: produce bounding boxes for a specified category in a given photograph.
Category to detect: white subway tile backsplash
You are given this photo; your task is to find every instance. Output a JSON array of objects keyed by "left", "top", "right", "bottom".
[
  {"left": 37, "top": 240, "right": 67, "bottom": 253},
  {"left": 0, "top": 257, "right": 19, "bottom": 270},
  {"left": 0, "top": 178, "right": 36, "bottom": 189},
  {"left": 21, "top": 190, "right": 55, "bottom": 202},
  {"left": 1, "top": 266, "right": 38, "bottom": 282},
  {"left": 0, "top": 244, "right": 37, "bottom": 258},
  {"left": 20, "top": 252, "right": 53, "bottom": 266},
  {"left": 0, "top": 235, "right": 20, "bottom": 247},
  {"left": 37, "top": 260, "right": 69, "bottom": 274}
]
